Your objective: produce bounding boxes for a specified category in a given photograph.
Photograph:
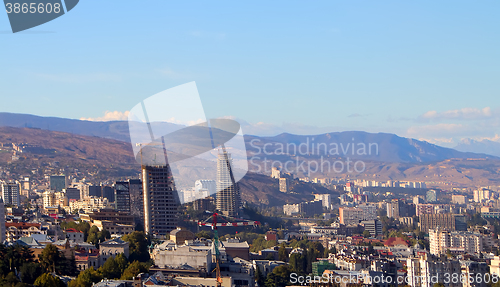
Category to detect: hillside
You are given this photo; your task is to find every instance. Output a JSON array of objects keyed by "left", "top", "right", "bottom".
[{"left": 0, "top": 126, "right": 335, "bottom": 206}]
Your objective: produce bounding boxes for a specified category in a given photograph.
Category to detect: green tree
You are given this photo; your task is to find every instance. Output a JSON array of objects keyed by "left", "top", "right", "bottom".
[
  {"left": 122, "top": 231, "right": 150, "bottom": 262},
  {"left": 20, "top": 262, "right": 43, "bottom": 284},
  {"left": 33, "top": 273, "right": 65, "bottom": 287},
  {"left": 195, "top": 230, "right": 212, "bottom": 239},
  {"left": 289, "top": 253, "right": 306, "bottom": 275},
  {"left": 87, "top": 226, "right": 100, "bottom": 245},
  {"left": 114, "top": 253, "right": 129, "bottom": 275},
  {"left": 1, "top": 272, "right": 21, "bottom": 287},
  {"left": 255, "top": 266, "right": 265, "bottom": 287},
  {"left": 6, "top": 244, "right": 34, "bottom": 272},
  {"left": 278, "top": 245, "right": 288, "bottom": 262},
  {"left": 363, "top": 230, "right": 371, "bottom": 238},
  {"left": 264, "top": 265, "right": 291, "bottom": 287},
  {"left": 38, "top": 244, "right": 60, "bottom": 273},
  {"left": 120, "top": 261, "right": 149, "bottom": 280},
  {"left": 98, "top": 229, "right": 111, "bottom": 243},
  {"left": 68, "top": 267, "right": 102, "bottom": 287},
  {"left": 99, "top": 256, "right": 121, "bottom": 279}
]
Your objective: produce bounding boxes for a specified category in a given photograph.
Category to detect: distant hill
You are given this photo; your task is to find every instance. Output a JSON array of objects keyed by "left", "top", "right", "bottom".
[
  {"left": 245, "top": 132, "right": 495, "bottom": 163},
  {"left": 455, "top": 138, "right": 500, "bottom": 157},
  {"left": 0, "top": 126, "right": 333, "bottom": 206},
  {"left": 1, "top": 112, "right": 495, "bottom": 164},
  {"left": 1, "top": 113, "right": 500, "bottom": 190},
  {"left": 239, "top": 173, "right": 338, "bottom": 207},
  {"left": 0, "top": 112, "right": 132, "bottom": 142}
]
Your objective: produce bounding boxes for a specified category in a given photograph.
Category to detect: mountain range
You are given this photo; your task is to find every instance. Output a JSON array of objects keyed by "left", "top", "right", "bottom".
[
  {"left": 1, "top": 112, "right": 500, "bottom": 189},
  {"left": 454, "top": 138, "right": 500, "bottom": 157}
]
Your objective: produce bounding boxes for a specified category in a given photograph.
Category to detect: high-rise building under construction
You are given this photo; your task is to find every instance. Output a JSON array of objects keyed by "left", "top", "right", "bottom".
[
  {"left": 216, "top": 150, "right": 241, "bottom": 217},
  {"left": 142, "top": 165, "right": 179, "bottom": 236}
]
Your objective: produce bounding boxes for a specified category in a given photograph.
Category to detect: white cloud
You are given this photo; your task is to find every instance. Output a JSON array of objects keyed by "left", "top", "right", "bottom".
[
  {"left": 419, "top": 107, "right": 494, "bottom": 121},
  {"left": 407, "top": 123, "right": 466, "bottom": 136},
  {"left": 81, "top": 111, "right": 130, "bottom": 122}
]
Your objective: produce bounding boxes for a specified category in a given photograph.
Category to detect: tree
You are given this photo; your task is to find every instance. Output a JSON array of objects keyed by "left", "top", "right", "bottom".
[
  {"left": 20, "top": 262, "right": 43, "bottom": 284},
  {"left": 87, "top": 226, "right": 100, "bottom": 245},
  {"left": 33, "top": 273, "right": 65, "bottom": 287},
  {"left": 39, "top": 244, "right": 60, "bottom": 273},
  {"left": 363, "top": 230, "right": 371, "bottom": 238},
  {"left": 120, "top": 261, "right": 149, "bottom": 280},
  {"left": 195, "top": 230, "right": 212, "bottom": 239},
  {"left": 278, "top": 245, "right": 288, "bottom": 262},
  {"left": 114, "top": 253, "right": 129, "bottom": 276},
  {"left": 289, "top": 253, "right": 306, "bottom": 275},
  {"left": 264, "top": 265, "right": 291, "bottom": 287},
  {"left": 99, "top": 256, "right": 121, "bottom": 279},
  {"left": 122, "top": 231, "right": 150, "bottom": 262},
  {"left": 1, "top": 272, "right": 21, "bottom": 287},
  {"left": 98, "top": 229, "right": 111, "bottom": 243},
  {"left": 255, "top": 266, "right": 265, "bottom": 287},
  {"left": 68, "top": 267, "right": 102, "bottom": 287},
  {"left": 6, "top": 244, "right": 34, "bottom": 272}
]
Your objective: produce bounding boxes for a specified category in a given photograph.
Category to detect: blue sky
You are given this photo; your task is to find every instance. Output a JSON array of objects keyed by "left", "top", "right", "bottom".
[{"left": 1, "top": 1, "right": 500, "bottom": 146}]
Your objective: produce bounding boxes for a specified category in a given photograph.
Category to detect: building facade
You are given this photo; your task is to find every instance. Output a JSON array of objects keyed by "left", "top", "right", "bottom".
[
  {"left": 216, "top": 151, "right": 241, "bottom": 217},
  {"left": 142, "top": 165, "right": 179, "bottom": 236}
]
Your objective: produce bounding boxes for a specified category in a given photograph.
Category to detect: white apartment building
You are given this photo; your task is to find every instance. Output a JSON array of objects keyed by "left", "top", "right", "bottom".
[
  {"left": 339, "top": 206, "right": 375, "bottom": 225},
  {"left": 490, "top": 256, "right": 500, "bottom": 276},
  {"left": 1, "top": 181, "right": 20, "bottom": 207},
  {"left": 69, "top": 196, "right": 111, "bottom": 213},
  {"left": 406, "top": 255, "right": 461, "bottom": 287},
  {"left": 283, "top": 204, "right": 300, "bottom": 216},
  {"left": 151, "top": 241, "right": 212, "bottom": 270},
  {"left": 314, "top": 194, "right": 333, "bottom": 209},
  {"left": 429, "top": 228, "right": 482, "bottom": 256}
]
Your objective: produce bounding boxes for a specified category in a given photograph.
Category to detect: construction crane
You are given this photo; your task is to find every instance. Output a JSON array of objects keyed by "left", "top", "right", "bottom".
[{"left": 196, "top": 212, "right": 260, "bottom": 287}]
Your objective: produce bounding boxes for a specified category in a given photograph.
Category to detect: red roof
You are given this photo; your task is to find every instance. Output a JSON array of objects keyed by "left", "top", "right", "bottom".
[
  {"left": 383, "top": 237, "right": 409, "bottom": 247},
  {"left": 6, "top": 222, "right": 41, "bottom": 229},
  {"left": 65, "top": 228, "right": 82, "bottom": 233}
]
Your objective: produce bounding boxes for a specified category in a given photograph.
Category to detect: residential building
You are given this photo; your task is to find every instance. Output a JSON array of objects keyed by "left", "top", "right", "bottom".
[
  {"left": 474, "top": 188, "right": 491, "bottom": 203},
  {"left": 429, "top": 228, "right": 483, "bottom": 256},
  {"left": 114, "top": 181, "right": 131, "bottom": 213},
  {"left": 50, "top": 175, "right": 67, "bottom": 192},
  {"left": 419, "top": 214, "right": 467, "bottom": 233},
  {"left": 142, "top": 165, "right": 179, "bottom": 236},
  {"left": 426, "top": 189, "right": 437, "bottom": 202},
  {"left": 151, "top": 241, "right": 212, "bottom": 270},
  {"left": 387, "top": 199, "right": 415, "bottom": 219},
  {"left": 170, "top": 228, "right": 195, "bottom": 245},
  {"left": 64, "top": 228, "right": 84, "bottom": 243},
  {"left": 5, "top": 222, "right": 43, "bottom": 242},
  {"left": 80, "top": 209, "right": 135, "bottom": 226},
  {"left": 128, "top": 179, "right": 144, "bottom": 226},
  {"left": 452, "top": 195, "right": 467, "bottom": 205},
  {"left": 0, "top": 198, "right": 5, "bottom": 242},
  {"left": 361, "top": 219, "right": 383, "bottom": 236},
  {"left": 314, "top": 194, "right": 333, "bottom": 209},
  {"left": 283, "top": 204, "right": 300, "bottom": 216},
  {"left": 64, "top": 187, "right": 80, "bottom": 200},
  {"left": 279, "top": 178, "right": 289, "bottom": 193},
  {"left": 406, "top": 255, "right": 461, "bottom": 287},
  {"left": 339, "top": 206, "right": 376, "bottom": 225},
  {"left": 1, "top": 181, "right": 20, "bottom": 207},
  {"left": 195, "top": 180, "right": 216, "bottom": 195},
  {"left": 490, "top": 256, "right": 500, "bottom": 276},
  {"left": 99, "top": 237, "right": 129, "bottom": 265}
]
